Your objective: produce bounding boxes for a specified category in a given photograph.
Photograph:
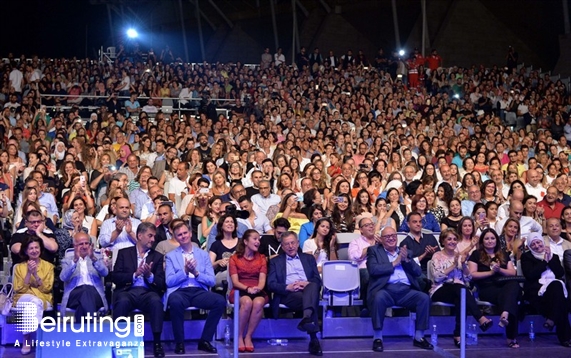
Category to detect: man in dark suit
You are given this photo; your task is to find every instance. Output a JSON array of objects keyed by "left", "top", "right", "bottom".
[
  {"left": 113, "top": 222, "right": 166, "bottom": 358},
  {"left": 367, "top": 226, "right": 433, "bottom": 352},
  {"left": 268, "top": 231, "right": 323, "bottom": 356},
  {"left": 155, "top": 202, "right": 175, "bottom": 248}
]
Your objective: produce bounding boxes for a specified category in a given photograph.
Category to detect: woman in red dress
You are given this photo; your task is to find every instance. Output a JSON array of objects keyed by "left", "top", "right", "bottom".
[{"left": 229, "top": 229, "right": 268, "bottom": 352}]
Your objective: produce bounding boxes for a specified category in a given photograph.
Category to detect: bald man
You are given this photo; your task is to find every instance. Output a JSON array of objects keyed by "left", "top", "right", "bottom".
[
  {"left": 525, "top": 169, "right": 546, "bottom": 199},
  {"left": 537, "top": 186, "right": 565, "bottom": 220},
  {"left": 495, "top": 200, "right": 542, "bottom": 238},
  {"left": 60, "top": 232, "right": 108, "bottom": 321}
]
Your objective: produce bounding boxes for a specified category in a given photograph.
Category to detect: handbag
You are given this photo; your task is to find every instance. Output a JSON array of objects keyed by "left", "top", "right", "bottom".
[{"left": 0, "top": 282, "right": 13, "bottom": 315}]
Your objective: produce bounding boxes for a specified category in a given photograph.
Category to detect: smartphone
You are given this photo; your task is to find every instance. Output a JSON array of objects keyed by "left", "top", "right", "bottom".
[
  {"left": 478, "top": 212, "right": 486, "bottom": 221},
  {"left": 334, "top": 196, "right": 344, "bottom": 203},
  {"left": 160, "top": 201, "right": 174, "bottom": 207},
  {"left": 107, "top": 165, "right": 117, "bottom": 171},
  {"left": 79, "top": 176, "right": 86, "bottom": 187},
  {"left": 199, "top": 188, "right": 210, "bottom": 194}
]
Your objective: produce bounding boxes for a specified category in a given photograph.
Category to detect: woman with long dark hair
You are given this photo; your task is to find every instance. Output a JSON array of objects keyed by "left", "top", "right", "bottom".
[
  {"left": 302, "top": 218, "right": 337, "bottom": 271},
  {"left": 468, "top": 228, "right": 521, "bottom": 348},
  {"left": 331, "top": 193, "right": 355, "bottom": 233},
  {"left": 209, "top": 214, "right": 239, "bottom": 288}
]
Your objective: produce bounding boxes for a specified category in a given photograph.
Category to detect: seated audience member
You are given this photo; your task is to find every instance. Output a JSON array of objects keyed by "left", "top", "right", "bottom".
[
  {"left": 98, "top": 197, "right": 141, "bottom": 266},
  {"left": 544, "top": 217, "right": 571, "bottom": 265},
  {"left": 302, "top": 217, "right": 337, "bottom": 271},
  {"left": 268, "top": 231, "right": 323, "bottom": 356},
  {"left": 495, "top": 200, "right": 542, "bottom": 237},
  {"left": 60, "top": 232, "right": 109, "bottom": 322},
  {"left": 273, "top": 192, "right": 309, "bottom": 234},
  {"left": 11, "top": 209, "right": 58, "bottom": 266},
  {"left": 238, "top": 196, "right": 273, "bottom": 235},
  {"left": 429, "top": 228, "right": 493, "bottom": 347},
  {"left": 155, "top": 202, "right": 175, "bottom": 248},
  {"left": 206, "top": 202, "right": 249, "bottom": 250},
  {"left": 209, "top": 214, "right": 239, "bottom": 288},
  {"left": 54, "top": 209, "right": 88, "bottom": 262},
  {"left": 522, "top": 233, "right": 571, "bottom": 347},
  {"left": 468, "top": 228, "right": 521, "bottom": 348},
  {"left": 259, "top": 217, "right": 291, "bottom": 259},
  {"left": 367, "top": 226, "right": 433, "bottom": 352},
  {"left": 348, "top": 217, "right": 377, "bottom": 313},
  {"left": 398, "top": 195, "right": 441, "bottom": 233},
  {"left": 156, "top": 218, "right": 184, "bottom": 255},
  {"left": 330, "top": 193, "right": 356, "bottom": 233},
  {"left": 537, "top": 186, "right": 565, "bottom": 220},
  {"left": 229, "top": 229, "right": 269, "bottom": 352},
  {"left": 13, "top": 235, "right": 55, "bottom": 355},
  {"left": 299, "top": 205, "right": 325, "bottom": 248},
  {"left": 165, "top": 221, "right": 225, "bottom": 354},
  {"left": 250, "top": 179, "right": 280, "bottom": 215},
  {"left": 113, "top": 222, "right": 166, "bottom": 358},
  {"left": 399, "top": 212, "right": 440, "bottom": 274}
]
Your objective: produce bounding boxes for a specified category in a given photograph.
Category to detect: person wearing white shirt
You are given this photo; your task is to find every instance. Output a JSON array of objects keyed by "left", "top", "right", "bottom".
[
  {"left": 497, "top": 189, "right": 525, "bottom": 222},
  {"left": 544, "top": 218, "right": 571, "bottom": 265},
  {"left": 525, "top": 169, "right": 546, "bottom": 200},
  {"left": 251, "top": 180, "right": 281, "bottom": 217},
  {"left": 495, "top": 200, "right": 542, "bottom": 238},
  {"left": 237, "top": 196, "right": 274, "bottom": 235},
  {"left": 98, "top": 198, "right": 141, "bottom": 266}
]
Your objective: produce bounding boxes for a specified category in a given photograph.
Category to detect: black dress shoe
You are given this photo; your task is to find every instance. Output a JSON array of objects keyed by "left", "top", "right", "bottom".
[
  {"left": 198, "top": 340, "right": 218, "bottom": 353},
  {"left": 174, "top": 343, "right": 185, "bottom": 354},
  {"left": 413, "top": 338, "right": 434, "bottom": 350},
  {"left": 308, "top": 338, "right": 323, "bottom": 356},
  {"left": 372, "top": 339, "right": 384, "bottom": 352},
  {"left": 153, "top": 342, "right": 165, "bottom": 358},
  {"left": 298, "top": 317, "right": 319, "bottom": 333}
]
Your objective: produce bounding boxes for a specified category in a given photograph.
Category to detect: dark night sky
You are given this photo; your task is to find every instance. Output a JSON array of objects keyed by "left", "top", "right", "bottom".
[{"left": 1, "top": 0, "right": 111, "bottom": 59}]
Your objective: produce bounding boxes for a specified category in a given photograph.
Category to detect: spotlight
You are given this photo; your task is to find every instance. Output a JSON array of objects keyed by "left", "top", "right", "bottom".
[
  {"left": 398, "top": 50, "right": 405, "bottom": 57},
  {"left": 126, "top": 28, "right": 138, "bottom": 39}
]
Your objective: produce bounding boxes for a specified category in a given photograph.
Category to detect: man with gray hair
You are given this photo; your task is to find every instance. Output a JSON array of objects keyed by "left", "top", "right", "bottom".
[
  {"left": 268, "top": 231, "right": 323, "bottom": 356},
  {"left": 251, "top": 179, "right": 280, "bottom": 217}
]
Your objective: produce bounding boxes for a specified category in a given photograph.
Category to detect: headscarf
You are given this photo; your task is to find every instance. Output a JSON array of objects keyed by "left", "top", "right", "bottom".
[
  {"left": 119, "top": 144, "right": 132, "bottom": 162},
  {"left": 62, "top": 209, "right": 76, "bottom": 231},
  {"left": 526, "top": 232, "right": 545, "bottom": 261},
  {"left": 54, "top": 142, "right": 66, "bottom": 161}
]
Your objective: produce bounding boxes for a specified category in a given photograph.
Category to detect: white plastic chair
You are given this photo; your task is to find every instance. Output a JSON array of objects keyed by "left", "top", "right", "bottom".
[{"left": 321, "top": 261, "right": 361, "bottom": 307}]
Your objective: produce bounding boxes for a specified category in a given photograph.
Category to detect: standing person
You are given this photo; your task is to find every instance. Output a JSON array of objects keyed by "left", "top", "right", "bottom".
[
  {"left": 468, "top": 228, "right": 521, "bottom": 348},
  {"left": 229, "top": 229, "right": 269, "bottom": 352},
  {"left": 367, "top": 226, "right": 433, "bottom": 352},
  {"left": 113, "top": 222, "right": 166, "bottom": 358},
  {"left": 429, "top": 228, "right": 493, "bottom": 347},
  {"left": 267, "top": 231, "right": 323, "bottom": 356},
  {"left": 98, "top": 197, "right": 141, "bottom": 266},
  {"left": 165, "top": 221, "right": 225, "bottom": 354},
  {"left": 13, "top": 236, "right": 54, "bottom": 355},
  {"left": 261, "top": 48, "right": 272, "bottom": 70}
]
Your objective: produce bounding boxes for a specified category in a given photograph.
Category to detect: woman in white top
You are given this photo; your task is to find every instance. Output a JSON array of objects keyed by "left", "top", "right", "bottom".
[{"left": 302, "top": 218, "right": 337, "bottom": 272}]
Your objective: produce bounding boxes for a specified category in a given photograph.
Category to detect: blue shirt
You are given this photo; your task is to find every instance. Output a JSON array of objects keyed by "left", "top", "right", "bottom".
[
  {"left": 398, "top": 212, "right": 441, "bottom": 233},
  {"left": 385, "top": 248, "right": 411, "bottom": 285},
  {"left": 298, "top": 221, "right": 315, "bottom": 248},
  {"left": 129, "top": 188, "right": 150, "bottom": 219},
  {"left": 39, "top": 191, "right": 59, "bottom": 220},
  {"left": 285, "top": 254, "right": 308, "bottom": 284}
]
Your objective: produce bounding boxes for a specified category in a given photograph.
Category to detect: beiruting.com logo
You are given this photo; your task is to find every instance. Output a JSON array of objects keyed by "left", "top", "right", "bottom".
[{"left": 15, "top": 302, "right": 145, "bottom": 339}]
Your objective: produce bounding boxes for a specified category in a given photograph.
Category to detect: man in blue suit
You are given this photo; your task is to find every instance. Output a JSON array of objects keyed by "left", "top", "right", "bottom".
[
  {"left": 164, "top": 221, "right": 225, "bottom": 354},
  {"left": 367, "top": 226, "right": 433, "bottom": 352},
  {"left": 268, "top": 231, "right": 323, "bottom": 356}
]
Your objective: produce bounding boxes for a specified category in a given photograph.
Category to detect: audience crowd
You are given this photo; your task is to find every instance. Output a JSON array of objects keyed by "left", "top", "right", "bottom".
[{"left": 2, "top": 43, "right": 571, "bottom": 355}]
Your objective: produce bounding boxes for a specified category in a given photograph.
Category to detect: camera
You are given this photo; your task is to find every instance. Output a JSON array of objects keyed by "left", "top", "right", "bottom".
[{"left": 225, "top": 204, "right": 249, "bottom": 219}]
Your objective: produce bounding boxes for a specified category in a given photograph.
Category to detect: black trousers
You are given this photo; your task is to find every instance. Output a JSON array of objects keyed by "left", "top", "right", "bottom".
[
  {"left": 113, "top": 287, "right": 164, "bottom": 335},
  {"left": 478, "top": 281, "right": 521, "bottom": 340},
  {"left": 280, "top": 282, "right": 320, "bottom": 323},
  {"left": 359, "top": 269, "right": 370, "bottom": 309},
  {"left": 68, "top": 285, "right": 104, "bottom": 322},
  {"left": 432, "top": 283, "right": 483, "bottom": 337},
  {"left": 538, "top": 281, "right": 571, "bottom": 344}
]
